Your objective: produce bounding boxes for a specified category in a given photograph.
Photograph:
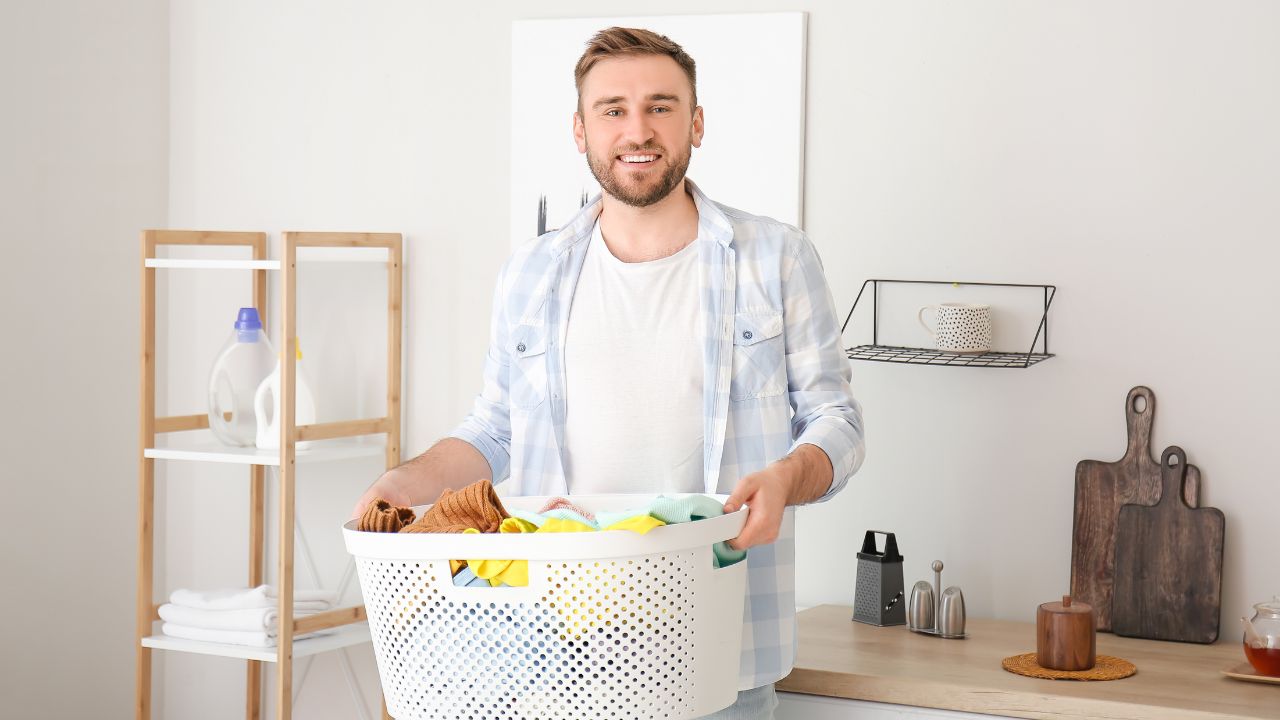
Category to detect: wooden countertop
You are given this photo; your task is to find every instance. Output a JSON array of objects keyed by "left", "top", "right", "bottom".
[{"left": 776, "top": 605, "right": 1279, "bottom": 720}]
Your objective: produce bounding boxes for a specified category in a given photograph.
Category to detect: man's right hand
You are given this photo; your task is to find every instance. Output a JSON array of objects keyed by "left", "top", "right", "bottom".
[
  {"left": 349, "top": 466, "right": 416, "bottom": 521},
  {"left": 349, "top": 438, "right": 497, "bottom": 521}
]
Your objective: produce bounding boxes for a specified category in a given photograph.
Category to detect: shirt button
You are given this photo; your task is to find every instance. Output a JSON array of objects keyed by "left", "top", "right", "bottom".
[
  {"left": 743, "top": 330, "right": 753, "bottom": 340},
  {"left": 516, "top": 343, "right": 526, "bottom": 353}
]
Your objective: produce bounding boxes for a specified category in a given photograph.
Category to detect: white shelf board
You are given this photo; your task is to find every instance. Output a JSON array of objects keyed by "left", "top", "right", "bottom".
[
  {"left": 145, "top": 247, "right": 388, "bottom": 270},
  {"left": 141, "top": 622, "right": 371, "bottom": 662},
  {"left": 147, "top": 431, "right": 385, "bottom": 466}
]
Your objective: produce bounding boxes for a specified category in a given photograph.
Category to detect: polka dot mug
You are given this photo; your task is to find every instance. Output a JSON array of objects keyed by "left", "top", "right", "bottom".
[{"left": 917, "top": 303, "right": 992, "bottom": 353}]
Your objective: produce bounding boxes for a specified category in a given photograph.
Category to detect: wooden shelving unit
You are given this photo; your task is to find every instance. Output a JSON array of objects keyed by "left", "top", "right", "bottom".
[{"left": 137, "top": 230, "right": 402, "bottom": 720}]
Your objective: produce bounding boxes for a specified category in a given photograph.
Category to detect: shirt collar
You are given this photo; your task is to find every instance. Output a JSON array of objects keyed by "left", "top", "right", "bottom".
[{"left": 548, "top": 177, "right": 734, "bottom": 257}]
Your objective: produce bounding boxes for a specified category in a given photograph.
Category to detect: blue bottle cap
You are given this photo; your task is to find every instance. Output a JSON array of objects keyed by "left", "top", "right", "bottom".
[{"left": 235, "top": 307, "right": 263, "bottom": 331}]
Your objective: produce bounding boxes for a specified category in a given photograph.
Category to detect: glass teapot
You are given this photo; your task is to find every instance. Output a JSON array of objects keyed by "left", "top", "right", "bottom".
[{"left": 1241, "top": 596, "right": 1280, "bottom": 677}]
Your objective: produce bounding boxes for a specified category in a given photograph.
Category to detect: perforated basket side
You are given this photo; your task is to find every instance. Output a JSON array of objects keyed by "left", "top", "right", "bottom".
[
  {"left": 355, "top": 547, "right": 745, "bottom": 720},
  {"left": 346, "top": 494, "right": 749, "bottom": 720}
]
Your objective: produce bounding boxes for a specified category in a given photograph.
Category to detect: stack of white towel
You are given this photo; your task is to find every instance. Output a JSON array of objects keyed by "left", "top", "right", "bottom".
[{"left": 159, "top": 585, "right": 338, "bottom": 647}]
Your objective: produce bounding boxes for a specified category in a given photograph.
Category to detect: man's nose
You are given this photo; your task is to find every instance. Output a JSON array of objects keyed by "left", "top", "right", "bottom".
[{"left": 620, "top": 111, "right": 656, "bottom": 147}]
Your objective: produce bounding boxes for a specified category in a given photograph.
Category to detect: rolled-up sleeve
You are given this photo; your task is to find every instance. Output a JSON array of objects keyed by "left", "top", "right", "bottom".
[
  {"left": 448, "top": 259, "right": 514, "bottom": 484},
  {"left": 781, "top": 233, "right": 865, "bottom": 502}
]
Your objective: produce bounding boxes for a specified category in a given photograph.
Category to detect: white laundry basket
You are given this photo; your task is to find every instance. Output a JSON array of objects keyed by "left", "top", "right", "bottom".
[{"left": 343, "top": 493, "right": 749, "bottom": 720}]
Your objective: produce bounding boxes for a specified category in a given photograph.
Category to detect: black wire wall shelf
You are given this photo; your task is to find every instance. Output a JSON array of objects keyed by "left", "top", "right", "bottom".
[{"left": 841, "top": 279, "right": 1057, "bottom": 369}]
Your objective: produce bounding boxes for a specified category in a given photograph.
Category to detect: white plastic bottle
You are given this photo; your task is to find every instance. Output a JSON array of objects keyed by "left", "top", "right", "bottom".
[
  {"left": 208, "top": 308, "right": 276, "bottom": 447},
  {"left": 254, "top": 338, "right": 317, "bottom": 450}
]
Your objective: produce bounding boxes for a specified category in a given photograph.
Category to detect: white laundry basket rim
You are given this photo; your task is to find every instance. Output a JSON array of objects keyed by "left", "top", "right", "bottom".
[{"left": 343, "top": 493, "right": 748, "bottom": 560}]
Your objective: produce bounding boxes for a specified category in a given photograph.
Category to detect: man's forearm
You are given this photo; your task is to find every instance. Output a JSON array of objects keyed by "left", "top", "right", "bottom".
[
  {"left": 391, "top": 438, "right": 493, "bottom": 505},
  {"left": 779, "top": 443, "right": 834, "bottom": 506}
]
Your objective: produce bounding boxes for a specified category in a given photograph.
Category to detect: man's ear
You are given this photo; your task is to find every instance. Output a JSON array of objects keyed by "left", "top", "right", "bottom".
[
  {"left": 573, "top": 111, "right": 587, "bottom": 153},
  {"left": 691, "top": 106, "right": 705, "bottom": 149}
]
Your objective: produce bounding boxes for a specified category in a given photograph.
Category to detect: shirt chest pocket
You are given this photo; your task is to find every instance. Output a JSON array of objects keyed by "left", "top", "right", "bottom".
[
  {"left": 509, "top": 324, "right": 550, "bottom": 410},
  {"left": 730, "top": 310, "right": 786, "bottom": 401}
]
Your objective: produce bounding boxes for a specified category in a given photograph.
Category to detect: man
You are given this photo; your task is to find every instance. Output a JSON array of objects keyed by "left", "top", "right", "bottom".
[{"left": 354, "top": 27, "right": 864, "bottom": 719}]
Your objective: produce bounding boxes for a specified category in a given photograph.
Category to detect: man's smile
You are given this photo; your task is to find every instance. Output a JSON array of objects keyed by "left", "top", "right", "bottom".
[{"left": 618, "top": 153, "right": 661, "bottom": 168}]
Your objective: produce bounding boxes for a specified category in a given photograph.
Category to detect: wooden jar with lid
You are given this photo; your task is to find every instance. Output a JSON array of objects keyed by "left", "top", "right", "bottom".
[{"left": 1037, "top": 595, "right": 1096, "bottom": 671}]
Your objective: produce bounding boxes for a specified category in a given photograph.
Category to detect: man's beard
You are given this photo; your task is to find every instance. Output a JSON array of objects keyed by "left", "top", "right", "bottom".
[{"left": 584, "top": 139, "right": 692, "bottom": 208}]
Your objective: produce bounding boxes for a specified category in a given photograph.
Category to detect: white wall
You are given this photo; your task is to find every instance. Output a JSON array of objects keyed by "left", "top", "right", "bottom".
[
  {"left": 0, "top": 1, "right": 169, "bottom": 718},
  {"left": 798, "top": 0, "right": 1280, "bottom": 626},
  {"left": 18, "top": 0, "right": 1273, "bottom": 717}
]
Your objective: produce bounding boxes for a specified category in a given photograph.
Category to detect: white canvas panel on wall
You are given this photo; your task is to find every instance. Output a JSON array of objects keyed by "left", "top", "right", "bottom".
[{"left": 511, "top": 13, "right": 807, "bottom": 246}]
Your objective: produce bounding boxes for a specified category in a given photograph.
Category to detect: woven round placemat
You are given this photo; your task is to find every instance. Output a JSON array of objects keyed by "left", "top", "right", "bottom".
[{"left": 1002, "top": 653, "right": 1137, "bottom": 681}]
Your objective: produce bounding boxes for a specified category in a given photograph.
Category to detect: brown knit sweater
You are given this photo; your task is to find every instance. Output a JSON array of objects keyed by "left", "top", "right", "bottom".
[
  {"left": 398, "top": 479, "right": 510, "bottom": 534},
  {"left": 357, "top": 498, "right": 416, "bottom": 533}
]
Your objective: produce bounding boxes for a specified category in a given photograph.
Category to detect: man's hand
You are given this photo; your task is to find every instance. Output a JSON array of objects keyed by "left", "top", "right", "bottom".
[
  {"left": 349, "top": 438, "right": 495, "bottom": 521},
  {"left": 722, "top": 443, "right": 834, "bottom": 550},
  {"left": 349, "top": 466, "right": 416, "bottom": 521},
  {"left": 722, "top": 465, "right": 791, "bottom": 550}
]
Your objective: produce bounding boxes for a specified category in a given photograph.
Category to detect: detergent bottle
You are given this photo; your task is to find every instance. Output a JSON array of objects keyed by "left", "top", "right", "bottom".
[
  {"left": 207, "top": 308, "right": 275, "bottom": 447},
  {"left": 254, "top": 337, "right": 317, "bottom": 450}
]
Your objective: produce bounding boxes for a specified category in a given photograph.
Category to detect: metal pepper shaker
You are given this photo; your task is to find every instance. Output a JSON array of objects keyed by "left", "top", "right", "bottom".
[{"left": 907, "top": 560, "right": 968, "bottom": 638}]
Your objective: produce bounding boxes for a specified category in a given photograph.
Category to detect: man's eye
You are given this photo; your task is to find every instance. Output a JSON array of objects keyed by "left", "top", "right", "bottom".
[
  {"left": 604, "top": 109, "right": 622, "bottom": 117},
  {"left": 651, "top": 106, "right": 671, "bottom": 114}
]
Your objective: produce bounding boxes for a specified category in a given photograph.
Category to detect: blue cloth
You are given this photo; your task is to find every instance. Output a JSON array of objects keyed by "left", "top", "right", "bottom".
[
  {"left": 448, "top": 179, "right": 865, "bottom": 689},
  {"left": 509, "top": 507, "right": 560, "bottom": 528},
  {"left": 451, "top": 566, "right": 494, "bottom": 588}
]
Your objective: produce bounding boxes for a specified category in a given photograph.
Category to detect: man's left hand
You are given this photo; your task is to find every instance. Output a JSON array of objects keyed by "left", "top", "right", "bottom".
[
  {"left": 722, "top": 444, "right": 835, "bottom": 551},
  {"left": 722, "top": 464, "right": 792, "bottom": 551}
]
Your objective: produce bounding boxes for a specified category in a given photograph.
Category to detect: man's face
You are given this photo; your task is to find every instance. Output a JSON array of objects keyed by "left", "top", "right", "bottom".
[{"left": 573, "top": 55, "right": 704, "bottom": 208}]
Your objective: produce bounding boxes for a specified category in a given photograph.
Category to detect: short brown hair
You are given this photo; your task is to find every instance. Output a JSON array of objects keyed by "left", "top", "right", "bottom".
[{"left": 574, "top": 27, "right": 698, "bottom": 112}]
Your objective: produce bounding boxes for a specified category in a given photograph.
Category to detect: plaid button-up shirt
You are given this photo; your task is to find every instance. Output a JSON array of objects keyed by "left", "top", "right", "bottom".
[{"left": 451, "top": 179, "right": 865, "bottom": 689}]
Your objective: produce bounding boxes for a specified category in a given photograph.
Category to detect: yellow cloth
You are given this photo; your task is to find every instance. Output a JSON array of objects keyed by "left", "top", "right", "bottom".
[
  {"left": 461, "top": 523, "right": 537, "bottom": 588},
  {"left": 457, "top": 514, "right": 668, "bottom": 588},
  {"left": 501, "top": 516, "right": 538, "bottom": 534},
  {"left": 472, "top": 557, "right": 528, "bottom": 588},
  {"left": 536, "top": 517, "right": 596, "bottom": 534},
  {"left": 601, "top": 515, "right": 665, "bottom": 534},
  {"left": 473, "top": 517, "right": 590, "bottom": 586}
]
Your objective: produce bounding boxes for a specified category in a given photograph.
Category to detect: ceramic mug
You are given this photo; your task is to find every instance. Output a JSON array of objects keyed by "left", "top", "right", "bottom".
[{"left": 917, "top": 303, "right": 992, "bottom": 353}]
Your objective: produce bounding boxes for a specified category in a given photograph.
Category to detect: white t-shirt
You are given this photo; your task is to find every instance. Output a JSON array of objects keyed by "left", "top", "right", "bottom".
[{"left": 562, "top": 221, "right": 704, "bottom": 494}]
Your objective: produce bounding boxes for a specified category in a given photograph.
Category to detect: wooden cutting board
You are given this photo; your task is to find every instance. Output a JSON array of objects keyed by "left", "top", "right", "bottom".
[
  {"left": 1071, "top": 386, "right": 1201, "bottom": 631},
  {"left": 1112, "top": 445, "right": 1224, "bottom": 643}
]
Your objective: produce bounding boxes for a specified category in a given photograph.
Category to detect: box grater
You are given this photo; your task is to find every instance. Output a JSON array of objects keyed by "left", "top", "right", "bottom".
[{"left": 852, "top": 530, "right": 906, "bottom": 626}]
